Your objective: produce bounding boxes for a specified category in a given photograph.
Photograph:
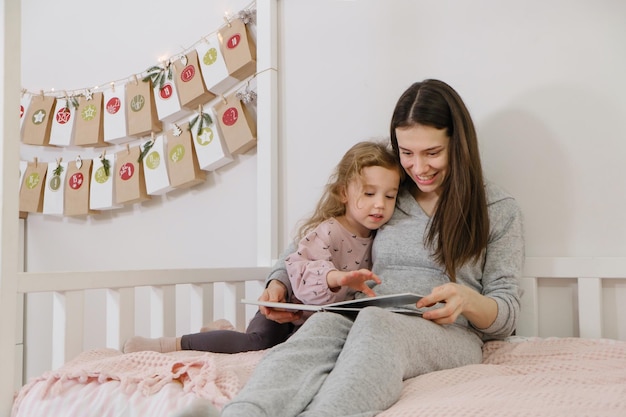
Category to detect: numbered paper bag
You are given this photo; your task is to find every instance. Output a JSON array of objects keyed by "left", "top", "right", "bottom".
[
  {"left": 153, "top": 67, "right": 192, "bottom": 123},
  {"left": 126, "top": 78, "right": 162, "bottom": 137},
  {"left": 19, "top": 94, "right": 30, "bottom": 131},
  {"left": 73, "top": 92, "right": 106, "bottom": 147},
  {"left": 196, "top": 33, "right": 239, "bottom": 95},
  {"left": 90, "top": 154, "right": 120, "bottom": 210},
  {"left": 142, "top": 136, "right": 173, "bottom": 195},
  {"left": 214, "top": 93, "right": 257, "bottom": 155},
  {"left": 115, "top": 145, "right": 151, "bottom": 205},
  {"left": 21, "top": 95, "right": 56, "bottom": 146},
  {"left": 104, "top": 86, "right": 132, "bottom": 144},
  {"left": 218, "top": 18, "right": 257, "bottom": 81},
  {"left": 65, "top": 158, "right": 96, "bottom": 216},
  {"left": 42, "top": 161, "right": 69, "bottom": 215},
  {"left": 173, "top": 50, "right": 216, "bottom": 110},
  {"left": 191, "top": 108, "right": 233, "bottom": 171},
  {"left": 49, "top": 99, "right": 75, "bottom": 147},
  {"left": 19, "top": 160, "right": 29, "bottom": 219},
  {"left": 166, "top": 123, "right": 205, "bottom": 189},
  {"left": 19, "top": 160, "right": 48, "bottom": 213}
]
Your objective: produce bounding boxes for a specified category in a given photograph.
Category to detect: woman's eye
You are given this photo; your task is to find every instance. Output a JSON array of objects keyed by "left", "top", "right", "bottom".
[{"left": 364, "top": 192, "right": 374, "bottom": 196}]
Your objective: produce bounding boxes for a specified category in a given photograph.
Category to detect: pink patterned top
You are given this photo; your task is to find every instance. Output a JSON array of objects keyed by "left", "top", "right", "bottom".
[{"left": 286, "top": 218, "right": 373, "bottom": 306}]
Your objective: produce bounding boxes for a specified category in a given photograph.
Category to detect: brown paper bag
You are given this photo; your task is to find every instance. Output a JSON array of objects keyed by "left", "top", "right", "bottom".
[
  {"left": 173, "top": 50, "right": 216, "bottom": 109},
  {"left": 21, "top": 95, "right": 57, "bottom": 146},
  {"left": 166, "top": 123, "right": 206, "bottom": 188},
  {"left": 114, "top": 145, "right": 151, "bottom": 205},
  {"left": 214, "top": 93, "right": 257, "bottom": 155},
  {"left": 125, "top": 78, "right": 162, "bottom": 137},
  {"left": 19, "top": 160, "right": 48, "bottom": 213},
  {"left": 73, "top": 92, "right": 106, "bottom": 147},
  {"left": 218, "top": 18, "right": 257, "bottom": 80},
  {"left": 64, "top": 158, "right": 96, "bottom": 216}
]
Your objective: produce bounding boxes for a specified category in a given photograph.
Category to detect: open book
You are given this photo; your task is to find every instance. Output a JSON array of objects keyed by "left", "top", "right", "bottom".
[{"left": 241, "top": 292, "right": 425, "bottom": 315}]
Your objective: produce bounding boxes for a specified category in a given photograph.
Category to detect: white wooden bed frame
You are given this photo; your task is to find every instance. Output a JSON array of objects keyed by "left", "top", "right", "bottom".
[
  {"left": 1, "top": 1, "right": 625, "bottom": 416},
  {"left": 9, "top": 258, "right": 626, "bottom": 388}
]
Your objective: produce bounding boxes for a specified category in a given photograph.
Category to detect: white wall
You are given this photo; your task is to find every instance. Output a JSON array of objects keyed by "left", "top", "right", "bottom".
[{"left": 277, "top": 0, "right": 626, "bottom": 258}]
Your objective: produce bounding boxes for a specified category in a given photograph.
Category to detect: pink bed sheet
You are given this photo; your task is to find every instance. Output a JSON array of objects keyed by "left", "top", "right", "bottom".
[{"left": 12, "top": 337, "right": 626, "bottom": 417}]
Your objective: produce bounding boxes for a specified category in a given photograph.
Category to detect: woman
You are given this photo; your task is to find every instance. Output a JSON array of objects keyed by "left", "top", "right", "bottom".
[{"left": 198, "top": 79, "right": 524, "bottom": 417}]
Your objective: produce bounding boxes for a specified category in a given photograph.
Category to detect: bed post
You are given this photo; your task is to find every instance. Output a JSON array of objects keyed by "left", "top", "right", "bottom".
[
  {"left": 256, "top": 0, "right": 279, "bottom": 266},
  {"left": 0, "top": 0, "right": 22, "bottom": 415}
]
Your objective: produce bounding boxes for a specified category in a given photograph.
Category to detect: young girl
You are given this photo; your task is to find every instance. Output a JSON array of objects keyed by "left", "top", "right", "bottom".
[{"left": 123, "top": 140, "right": 402, "bottom": 354}]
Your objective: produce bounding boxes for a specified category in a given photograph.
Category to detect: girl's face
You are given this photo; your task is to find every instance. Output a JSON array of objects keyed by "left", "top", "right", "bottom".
[
  {"left": 341, "top": 166, "right": 400, "bottom": 238},
  {"left": 395, "top": 124, "right": 450, "bottom": 199}
]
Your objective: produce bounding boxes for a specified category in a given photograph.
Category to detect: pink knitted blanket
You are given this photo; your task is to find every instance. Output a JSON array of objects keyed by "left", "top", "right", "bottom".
[
  {"left": 378, "top": 337, "right": 626, "bottom": 417},
  {"left": 12, "top": 337, "right": 626, "bottom": 417},
  {"left": 13, "top": 348, "right": 264, "bottom": 409}
]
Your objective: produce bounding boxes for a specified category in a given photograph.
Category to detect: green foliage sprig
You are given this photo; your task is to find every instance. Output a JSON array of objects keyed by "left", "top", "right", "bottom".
[
  {"left": 143, "top": 62, "right": 173, "bottom": 90},
  {"left": 138, "top": 140, "right": 155, "bottom": 163},
  {"left": 189, "top": 109, "right": 213, "bottom": 136}
]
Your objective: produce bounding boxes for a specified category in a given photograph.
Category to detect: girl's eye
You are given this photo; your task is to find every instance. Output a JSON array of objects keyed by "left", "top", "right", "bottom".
[
  {"left": 364, "top": 192, "right": 374, "bottom": 196},
  {"left": 386, "top": 195, "right": 396, "bottom": 200}
]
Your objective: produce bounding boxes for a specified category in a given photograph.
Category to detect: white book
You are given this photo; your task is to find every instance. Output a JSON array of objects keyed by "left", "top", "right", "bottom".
[{"left": 241, "top": 293, "right": 425, "bottom": 315}]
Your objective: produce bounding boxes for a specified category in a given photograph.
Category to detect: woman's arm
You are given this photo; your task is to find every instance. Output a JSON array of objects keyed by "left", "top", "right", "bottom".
[
  {"left": 259, "top": 243, "right": 303, "bottom": 323},
  {"left": 418, "top": 195, "right": 524, "bottom": 336}
]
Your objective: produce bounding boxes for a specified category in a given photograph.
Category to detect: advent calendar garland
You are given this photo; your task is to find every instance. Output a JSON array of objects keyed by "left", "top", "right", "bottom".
[{"left": 18, "top": 1, "right": 261, "bottom": 218}]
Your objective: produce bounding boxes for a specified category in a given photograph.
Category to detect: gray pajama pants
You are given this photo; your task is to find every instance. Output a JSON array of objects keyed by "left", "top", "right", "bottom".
[{"left": 221, "top": 306, "right": 483, "bottom": 417}]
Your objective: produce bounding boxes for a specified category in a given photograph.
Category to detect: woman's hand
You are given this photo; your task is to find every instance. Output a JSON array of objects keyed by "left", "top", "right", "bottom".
[
  {"left": 327, "top": 269, "right": 382, "bottom": 297},
  {"left": 258, "top": 280, "right": 303, "bottom": 324},
  {"left": 416, "top": 282, "right": 497, "bottom": 329}
]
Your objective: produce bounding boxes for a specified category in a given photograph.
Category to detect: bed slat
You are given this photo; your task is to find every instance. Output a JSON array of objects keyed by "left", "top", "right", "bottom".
[{"left": 577, "top": 277, "right": 603, "bottom": 339}]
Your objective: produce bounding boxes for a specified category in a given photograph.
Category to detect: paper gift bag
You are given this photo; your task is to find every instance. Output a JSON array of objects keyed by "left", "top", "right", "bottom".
[
  {"left": 73, "top": 92, "right": 106, "bottom": 147},
  {"left": 19, "top": 93, "right": 30, "bottom": 131},
  {"left": 19, "top": 160, "right": 29, "bottom": 219},
  {"left": 104, "top": 86, "right": 132, "bottom": 144},
  {"left": 114, "top": 145, "right": 151, "bottom": 205},
  {"left": 218, "top": 18, "right": 257, "bottom": 80},
  {"left": 173, "top": 50, "right": 216, "bottom": 110},
  {"left": 196, "top": 33, "right": 239, "bottom": 95},
  {"left": 19, "top": 159, "right": 48, "bottom": 213},
  {"left": 21, "top": 95, "right": 56, "bottom": 146},
  {"left": 126, "top": 78, "right": 162, "bottom": 137},
  {"left": 64, "top": 158, "right": 96, "bottom": 216},
  {"left": 214, "top": 93, "right": 257, "bottom": 155},
  {"left": 191, "top": 108, "right": 233, "bottom": 171},
  {"left": 153, "top": 67, "right": 192, "bottom": 123},
  {"left": 166, "top": 123, "right": 205, "bottom": 189},
  {"left": 49, "top": 99, "right": 75, "bottom": 147},
  {"left": 43, "top": 161, "right": 69, "bottom": 215},
  {"left": 142, "top": 136, "right": 173, "bottom": 195},
  {"left": 90, "top": 153, "right": 120, "bottom": 210}
]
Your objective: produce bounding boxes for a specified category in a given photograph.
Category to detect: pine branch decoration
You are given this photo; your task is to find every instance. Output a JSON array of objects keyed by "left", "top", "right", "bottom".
[
  {"left": 53, "top": 163, "right": 64, "bottom": 176},
  {"left": 143, "top": 62, "right": 173, "bottom": 90},
  {"left": 100, "top": 156, "right": 111, "bottom": 177},
  {"left": 189, "top": 110, "right": 213, "bottom": 136},
  {"left": 137, "top": 140, "right": 155, "bottom": 163}
]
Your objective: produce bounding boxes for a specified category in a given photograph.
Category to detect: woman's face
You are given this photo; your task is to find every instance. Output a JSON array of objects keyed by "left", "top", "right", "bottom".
[{"left": 395, "top": 124, "right": 450, "bottom": 198}]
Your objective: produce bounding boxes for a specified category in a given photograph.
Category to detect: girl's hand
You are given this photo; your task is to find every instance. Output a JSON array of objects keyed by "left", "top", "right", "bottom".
[
  {"left": 258, "top": 280, "right": 303, "bottom": 324},
  {"left": 416, "top": 283, "right": 497, "bottom": 328},
  {"left": 329, "top": 269, "right": 382, "bottom": 297}
]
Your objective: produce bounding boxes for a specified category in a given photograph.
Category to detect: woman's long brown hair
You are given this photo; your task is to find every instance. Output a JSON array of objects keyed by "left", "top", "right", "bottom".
[{"left": 390, "top": 79, "right": 489, "bottom": 282}]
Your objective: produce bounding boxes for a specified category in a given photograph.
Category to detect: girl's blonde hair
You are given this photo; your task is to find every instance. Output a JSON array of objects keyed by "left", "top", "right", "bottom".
[{"left": 295, "top": 141, "right": 403, "bottom": 241}]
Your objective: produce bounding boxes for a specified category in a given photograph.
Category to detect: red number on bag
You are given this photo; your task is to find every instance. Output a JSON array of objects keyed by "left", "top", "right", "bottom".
[{"left": 227, "top": 34, "right": 241, "bottom": 49}]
